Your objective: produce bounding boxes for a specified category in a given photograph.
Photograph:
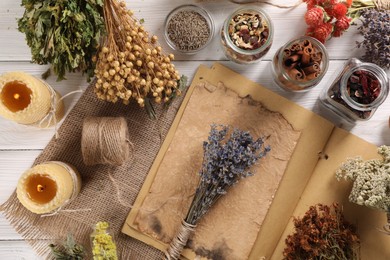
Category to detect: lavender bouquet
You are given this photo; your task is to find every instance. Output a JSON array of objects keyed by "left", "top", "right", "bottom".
[{"left": 165, "top": 125, "right": 270, "bottom": 260}]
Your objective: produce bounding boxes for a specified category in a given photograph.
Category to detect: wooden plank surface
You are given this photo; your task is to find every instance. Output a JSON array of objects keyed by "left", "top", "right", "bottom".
[{"left": 0, "top": 0, "right": 389, "bottom": 259}]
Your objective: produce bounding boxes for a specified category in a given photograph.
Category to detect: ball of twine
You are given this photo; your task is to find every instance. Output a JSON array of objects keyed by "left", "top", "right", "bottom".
[{"left": 81, "top": 117, "right": 132, "bottom": 166}]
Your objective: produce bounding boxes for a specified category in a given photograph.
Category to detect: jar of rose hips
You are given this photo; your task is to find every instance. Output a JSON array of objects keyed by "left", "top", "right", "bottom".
[
  {"left": 220, "top": 7, "right": 273, "bottom": 64},
  {"left": 320, "top": 58, "right": 389, "bottom": 123}
]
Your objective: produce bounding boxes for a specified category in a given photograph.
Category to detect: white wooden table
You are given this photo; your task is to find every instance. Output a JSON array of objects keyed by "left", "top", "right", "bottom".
[{"left": 0, "top": 0, "right": 389, "bottom": 258}]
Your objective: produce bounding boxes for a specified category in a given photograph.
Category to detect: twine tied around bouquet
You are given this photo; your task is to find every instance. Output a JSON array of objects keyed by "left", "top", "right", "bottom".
[
  {"left": 164, "top": 220, "right": 197, "bottom": 260},
  {"left": 81, "top": 117, "right": 132, "bottom": 166}
]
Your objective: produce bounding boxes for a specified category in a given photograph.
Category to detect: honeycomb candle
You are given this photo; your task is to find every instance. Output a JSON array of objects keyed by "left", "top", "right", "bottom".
[
  {"left": 0, "top": 72, "right": 64, "bottom": 127},
  {"left": 16, "top": 161, "right": 82, "bottom": 214}
]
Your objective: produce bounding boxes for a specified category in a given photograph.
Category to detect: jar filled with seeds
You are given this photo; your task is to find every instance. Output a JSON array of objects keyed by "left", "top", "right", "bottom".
[
  {"left": 221, "top": 7, "right": 273, "bottom": 64},
  {"left": 320, "top": 58, "right": 389, "bottom": 123},
  {"left": 271, "top": 36, "right": 329, "bottom": 92},
  {"left": 164, "top": 5, "right": 214, "bottom": 54}
]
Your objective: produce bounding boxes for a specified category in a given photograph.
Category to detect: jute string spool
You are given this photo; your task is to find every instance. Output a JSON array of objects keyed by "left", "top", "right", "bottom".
[{"left": 81, "top": 117, "right": 131, "bottom": 166}]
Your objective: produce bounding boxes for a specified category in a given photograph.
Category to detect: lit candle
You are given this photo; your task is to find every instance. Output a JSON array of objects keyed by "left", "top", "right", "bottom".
[
  {"left": 0, "top": 71, "right": 64, "bottom": 127},
  {"left": 16, "top": 161, "right": 82, "bottom": 214}
]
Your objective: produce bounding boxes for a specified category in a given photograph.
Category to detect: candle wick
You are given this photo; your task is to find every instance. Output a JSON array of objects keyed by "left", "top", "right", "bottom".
[
  {"left": 13, "top": 93, "right": 20, "bottom": 100},
  {"left": 37, "top": 184, "right": 45, "bottom": 192}
]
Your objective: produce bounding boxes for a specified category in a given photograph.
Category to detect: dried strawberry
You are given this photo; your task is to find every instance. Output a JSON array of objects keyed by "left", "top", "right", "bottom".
[{"left": 305, "top": 7, "right": 325, "bottom": 27}]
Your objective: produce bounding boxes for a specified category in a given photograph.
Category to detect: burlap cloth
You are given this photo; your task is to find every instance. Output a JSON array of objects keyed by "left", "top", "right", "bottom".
[{"left": 0, "top": 82, "right": 185, "bottom": 259}]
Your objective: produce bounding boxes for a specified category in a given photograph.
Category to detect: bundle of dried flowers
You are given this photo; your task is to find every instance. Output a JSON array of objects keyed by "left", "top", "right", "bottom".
[
  {"left": 165, "top": 124, "right": 270, "bottom": 260},
  {"left": 304, "top": 0, "right": 353, "bottom": 43},
  {"left": 283, "top": 203, "right": 360, "bottom": 260},
  {"left": 303, "top": 0, "right": 390, "bottom": 51},
  {"left": 336, "top": 145, "right": 390, "bottom": 234},
  {"left": 94, "top": 0, "right": 185, "bottom": 118},
  {"left": 356, "top": 9, "right": 390, "bottom": 69},
  {"left": 91, "top": 221, "right": 118, "bottom": 260}
]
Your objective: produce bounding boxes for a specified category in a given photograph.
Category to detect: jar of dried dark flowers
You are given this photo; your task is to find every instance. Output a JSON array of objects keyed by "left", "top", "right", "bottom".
[
  {"left": 320, "top": 58, "right": 389, "bottom": 123},
  {"left": 271, "top": 36, "right": 329, "bottom": 92},
  {"left": 220, "top": 7, "right": 273, "bottom": 64}
]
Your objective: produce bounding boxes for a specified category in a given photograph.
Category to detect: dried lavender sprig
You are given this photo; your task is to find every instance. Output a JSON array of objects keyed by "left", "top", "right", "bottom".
[
  {"left": 185, "top": 124, "right": 270, "bottom": 225},
  {"left": 356, "top": 9, "right": 390, "bottom": 69}
]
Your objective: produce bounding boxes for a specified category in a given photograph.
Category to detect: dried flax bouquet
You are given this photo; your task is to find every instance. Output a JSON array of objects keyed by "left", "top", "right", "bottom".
[
  {"left": 336, "top": 145, "right": 390, "bottom": 234},
  {"left": 94, "top": 0, "right": 185, "bottom": 118},
  {"left": 165, "top": 125, "right": 270, "bottom": 260}
]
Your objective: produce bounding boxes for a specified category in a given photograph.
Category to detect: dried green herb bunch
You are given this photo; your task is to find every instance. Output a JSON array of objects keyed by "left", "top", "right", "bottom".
[
  {"left": 94, "top": 0, "right": 181, "bottom": 111},
  {"left": 336, "top": 145, "right": 390, "bottom": 212},
  {"left": 283, "top": 204, "right": 360, "bottom": 260},
  {"left": 49, "top": 234, "right": 86, "bottom": 260},
  {"left": 18, "top": 0, "right": 105, "bottom": 80}
]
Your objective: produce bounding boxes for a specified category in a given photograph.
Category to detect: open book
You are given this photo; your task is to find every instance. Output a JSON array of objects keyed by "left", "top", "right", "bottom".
[{"left": 122, "top": 63, "right": 390, "bottom": 259}]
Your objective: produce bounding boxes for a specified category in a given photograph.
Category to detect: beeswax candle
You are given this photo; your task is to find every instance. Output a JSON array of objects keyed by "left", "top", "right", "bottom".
[
  {"left": 16, "top": 161, "right": 82, "bottom": 214},
  {"left": 0, "top": 72, "right": 64, "bottom": 127}
]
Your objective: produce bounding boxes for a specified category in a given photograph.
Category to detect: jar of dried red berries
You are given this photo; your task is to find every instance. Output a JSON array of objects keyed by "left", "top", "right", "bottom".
[
  {"left": 220, "top": 7, "right": 273, "bottom": 64},
  {"left": 320, "top": 58, "right": 389, "bottom": 123}
]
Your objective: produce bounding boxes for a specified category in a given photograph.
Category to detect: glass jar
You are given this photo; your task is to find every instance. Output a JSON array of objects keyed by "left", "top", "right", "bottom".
[
  {"left": 90, "top": 221, "right": 118, "bottom": 260},
  {"left": 164, "top": 5, "right": 214, "bottom": 54},
  {"left": 271, "top": 36, "right": 329, "bottom": 92},
  {"left": 220, "top": 7, "right": 273, "bottom": 64},
  {"left": 320, "top": 58, "right": 389, "bottom": 123}
]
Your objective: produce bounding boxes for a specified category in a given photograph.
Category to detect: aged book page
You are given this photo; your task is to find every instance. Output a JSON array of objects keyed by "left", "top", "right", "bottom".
[
  {"left": 134, "top": 81, "right": 301, "bottom": 260},
  {"left": 272, "top": 128, "right": 390, "bottom": 259},
  {"left": 123, "top": 63, "right": 335, "bottom": 259}
]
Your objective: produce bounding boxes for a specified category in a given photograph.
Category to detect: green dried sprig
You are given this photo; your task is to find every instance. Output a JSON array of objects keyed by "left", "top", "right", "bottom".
[
  {"left": 49, "top": 234, "right": 86, "bottom": 260},
  {"left": 18, "top": 0, "right": 105, "bottom": 81}
]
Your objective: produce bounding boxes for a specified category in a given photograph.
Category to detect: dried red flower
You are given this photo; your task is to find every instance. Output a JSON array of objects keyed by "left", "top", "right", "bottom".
[
  {"left": 303, "top": 0, "right": 355, "bottom": 43},
  {"left": 283, "top": 204, "right": 360, "bottom": 260},
  {"left": 304, "top": 0, "right": 318, "bottom": 9},
  {"left": 312, "top": 23, "right": 333, "bottom": 43},
  {"left": 305, "top": 7, "right": 325, "bottom": 27},
  {"left": 331, "top": 3, "right": 348, "bottom": 19},
  {"left": 335, "top": 16, "right": 351, "bottom": 31},
  {"left": 333, "top": 29, "right": 343, "bottom": 37}
]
